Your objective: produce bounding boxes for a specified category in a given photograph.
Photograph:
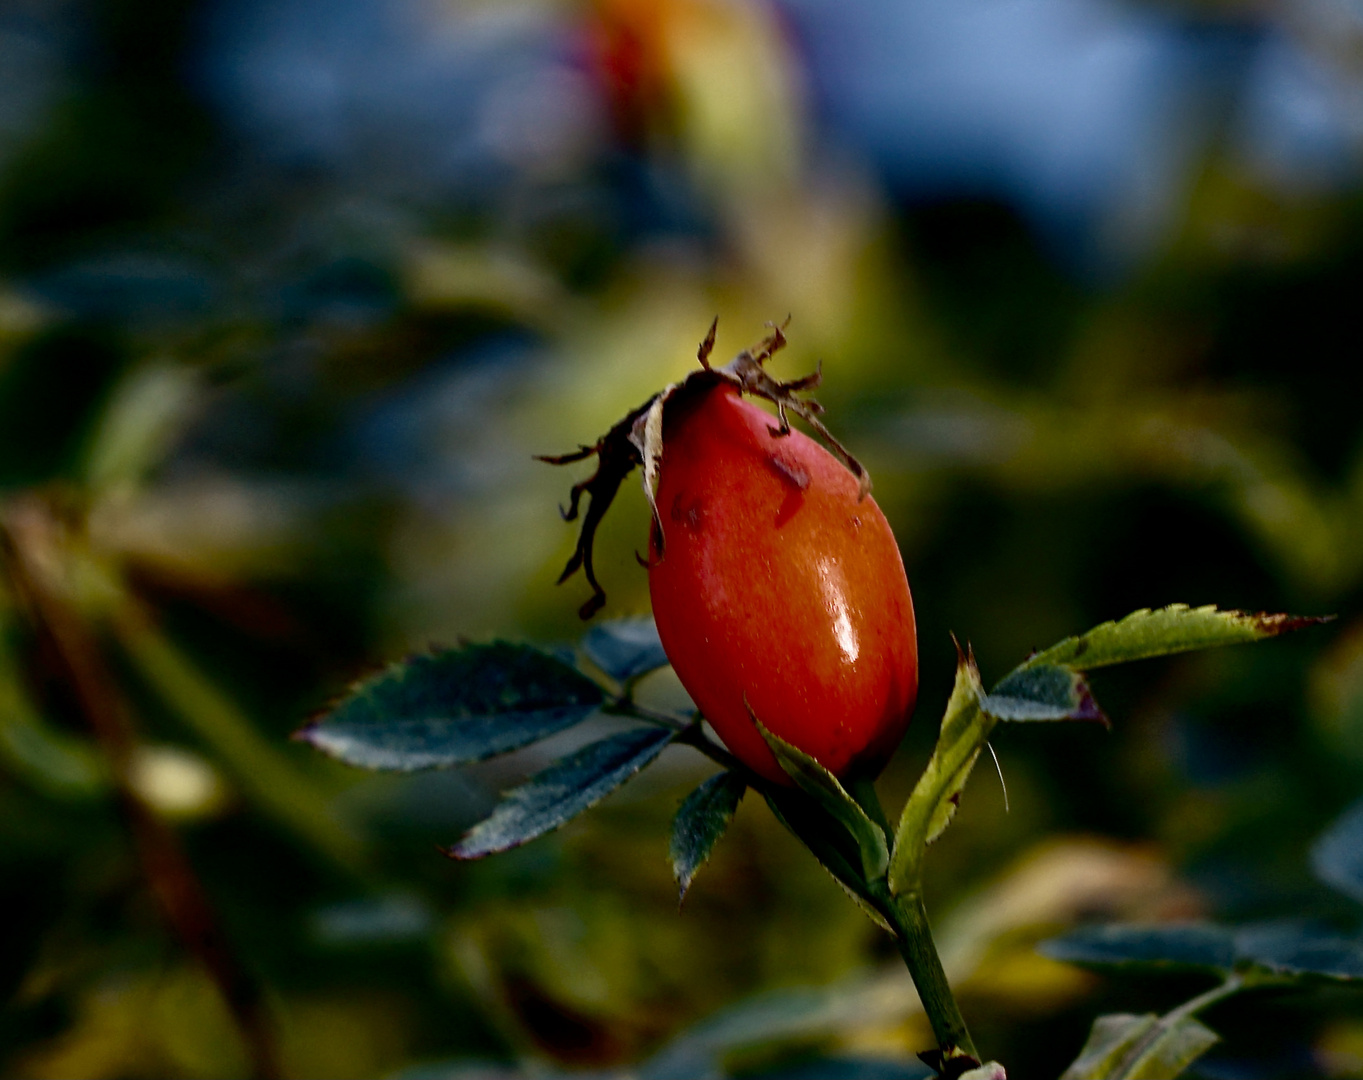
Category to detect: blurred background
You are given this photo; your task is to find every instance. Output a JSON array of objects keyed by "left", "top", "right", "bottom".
[{"left": 3, "top": 0, "right": 1363, "bottom": 1076}]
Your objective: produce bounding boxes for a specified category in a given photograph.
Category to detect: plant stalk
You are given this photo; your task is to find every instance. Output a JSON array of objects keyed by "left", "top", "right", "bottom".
[{"left": 880, "top": 888, "right": 979, "bottom": 1067}]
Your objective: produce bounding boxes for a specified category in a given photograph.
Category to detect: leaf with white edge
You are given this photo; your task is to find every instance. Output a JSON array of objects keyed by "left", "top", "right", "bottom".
[
  {"left": 1312, "top": 798, "right": 1363, "bottom": 904},
  {"left": 300, "top": 643, "right": 604, "bottom": 771},
  {"left": 1039, "top": 923, "right": 1236, "bottom": 977},
  {"left": 755, "top": 719, "right": 889, "bottom": 880},
  {"left": 671, "top": 771, "right": 745, "bottom": 903},
  {"left": 1025, "top": 604, "right": 1327, "bottom": 673},
  {"left": 583, "top": 616, "right": 670, "bottom": 683},
  {"left": 1235, "top": 923, "right": 1363, "bottom": 983},
  {"left": 1060, "top": 1012, "right": 1219, "bottom": 1080},
  {"left": 983, "top": 664, "right": 1106, "bottom": 725},
  {"left": 448, "top": 726, "right": 674, "bottom": 859}
]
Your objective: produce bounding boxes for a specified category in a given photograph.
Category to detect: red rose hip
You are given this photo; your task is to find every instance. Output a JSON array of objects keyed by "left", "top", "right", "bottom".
[{"left": 648, "top": 380, "right": 917, "bottom": 785}]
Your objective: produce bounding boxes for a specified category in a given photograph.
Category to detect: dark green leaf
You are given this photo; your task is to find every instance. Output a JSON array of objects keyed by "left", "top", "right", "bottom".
[
  {"left": 582, "top": 616, "right": 671, "bottom": 683},
  {"left": 1235, "top": 924, "right": 1363, "bottom": 983},
  {"left": 1312, "top": 798, "right": 1363, "bottom": 904},
  {"left": 1025, "top": 605, "right": 1326, "bottom": 672},
  {"left": 299, "top": 643, "right": 604, "bottom": 771},
  {"left": 755, "top": 720, "right": 889, "bottom": 880},
  {"left": 1039, "top": 923, "right": 1236, "bottom": 976},
  {"left": 448, "top": 726, "right": 674, "bottom": 859},
  {"left": 1060, "top": 1012, "right": 1219, "bottom": 1080},
  {"left": 1043, "top": 921, "right": 1363, "bottom": 986},
  {"left": 763, "top": 790, "right": 891, "bottom": 932},
  {"left": 671, "top": 771, "right": 746, "bottom": 903},
  {"left": 983, "top": 664, "right": 1105, "bottom": 724}
]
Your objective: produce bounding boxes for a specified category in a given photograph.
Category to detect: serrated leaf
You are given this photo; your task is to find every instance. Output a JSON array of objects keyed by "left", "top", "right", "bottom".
[
  {"left": 1312, "top": 798, "right": 1363, "bottom": 904},
  {"left": 1025, "top": 604, "right": 1325, "bottom": 672},
  {"left": 1040, "top": 923, "right": 1236, "bottom": 976},
  {"left": 300, "top": 643, "right": 604, "bottom": 771},
  {"left": 890, "top": 651, "right": 989, "bottom": 893},
  {"left": 582, "top": 616, "right": 670, "bottom": 683},
  {"left": 671, "top": 771, "right": 745, "bottom": 903},
  {"left": 924, "top": 749, "right": 980, "bottom": 847},
  {"left": 983, "top": 664, "right": 1106, "bottom": 724},
  {"left": 448, "top": 726, "right": 673, "bottom": 858},
  {"left": 1235, "top": 923, "right": 1363, "bottom": 983},
  {"left": 1061, "top": 1012, "right": 1219, "bottom": 1080},
  {"left": 763, "top": 789, "right": 893, "bottom": 933},
  {"left": 755, "top": 720, "right": 889, "bottom": 881}
]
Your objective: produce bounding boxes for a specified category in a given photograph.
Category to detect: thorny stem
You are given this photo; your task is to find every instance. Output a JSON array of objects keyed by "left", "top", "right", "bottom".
[
  {"left": 877, "top": 888, "right": 981, "bottom": 1076},
  {"left": 673, "top": 719, "right": 750, "bottom": 774},
  {"left": 604, "top": 697, "right": 753, "bottom": 774},
  {"left": 601, "top": 699, "right": 688, "bottom": 731},
  {"left": 621, "top": 688, "right": 983, "bottom": 1075}
]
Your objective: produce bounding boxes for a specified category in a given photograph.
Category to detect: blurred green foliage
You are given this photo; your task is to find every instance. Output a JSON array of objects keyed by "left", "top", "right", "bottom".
[{"left": 2, "top": 0, "right": 1363, "bottom": 1077}]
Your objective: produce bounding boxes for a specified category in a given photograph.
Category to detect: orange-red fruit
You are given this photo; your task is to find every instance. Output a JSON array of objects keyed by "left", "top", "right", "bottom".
[{"left": 648, "top": 381, "right": 918, "bottom": 785}]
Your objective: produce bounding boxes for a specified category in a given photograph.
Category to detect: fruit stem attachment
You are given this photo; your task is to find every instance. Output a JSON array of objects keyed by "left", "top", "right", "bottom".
[{"left": 878, "top": 888, "right": 981, "bottom": 1075}]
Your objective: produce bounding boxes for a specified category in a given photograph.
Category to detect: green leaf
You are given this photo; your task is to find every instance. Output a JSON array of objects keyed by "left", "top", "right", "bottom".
[
  {"left": 1039, "top": 923, "right": 1236, "bottom": 977},
  {"left": 1041, "top": 921, "right": 1363, "bottom": 985},
  {"left": 1025, "top": 604, "right": 1326, "bottom": 672},
  {"left": 755, "top": 720, "right": 889, "bottom": 881},
  {"left": 671, "top": 771, "right": 746, "bottom": 903},
  {"left": 1312, "top": 798, "right": 1363, "bottom": 904},
  {"left": 582, "top": 617, "right": 671, "bottom": 683},
  {"left": 982, "top": 664, "right": 1106, "bottom": 724},
  {"left": 448, "top": 726, "right": 674, "bottom": 859},
  {"left": 763, "top": 789, "right": 892, "bottom": 933},
  {"left": 889, "top": 650, "right": 990, "bottom": 894},
  {"left": 299, "top": 643, "right": 605, "bottom": 771},
  {"left": 1060, "top": 1012, "right": 1219, "bottom": 1080},
  {"left": 1235, "top": 924, "right": 1363, "bottom": 983},
  {"left": 924, "top": 748, "right": 980, "bottom": 848}
]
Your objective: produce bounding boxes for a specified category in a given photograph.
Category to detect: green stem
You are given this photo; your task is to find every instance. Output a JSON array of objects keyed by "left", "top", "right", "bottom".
[{"left": 879, "top": 888, "right": 979, "bottom": 1065}]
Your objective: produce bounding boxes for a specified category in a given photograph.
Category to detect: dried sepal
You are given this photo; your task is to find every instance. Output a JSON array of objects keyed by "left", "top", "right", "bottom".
[
  {"left": 630, "top": 381, "right": 681, "bottom": 556},
  {"left": 716, "top": 321, "right": 870, "bottom": 500},
  {"left": 540, "top": 319, "right": 872, "bottom": 617},
  {"left": 535, "top": 398, "right": 653, "bottom": 618}
]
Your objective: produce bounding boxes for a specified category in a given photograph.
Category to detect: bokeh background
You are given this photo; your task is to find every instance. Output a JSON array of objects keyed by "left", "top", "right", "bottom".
[{"left": 3, "top": 0, "right": 1363, "bottom": 1076}]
